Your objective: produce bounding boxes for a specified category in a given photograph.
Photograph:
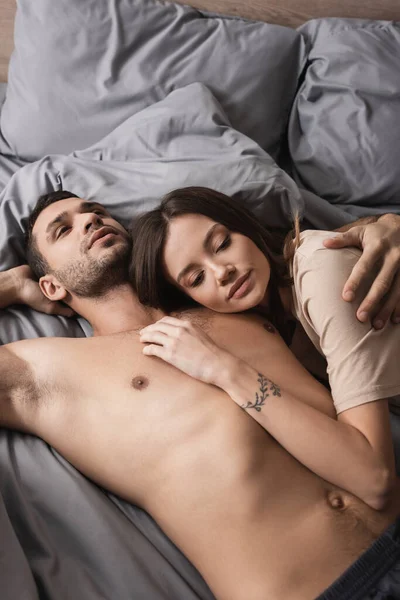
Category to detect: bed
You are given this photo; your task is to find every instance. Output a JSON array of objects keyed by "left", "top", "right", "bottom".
[{"left": 1, "top": 1, "right": 400, "bottom": 599}]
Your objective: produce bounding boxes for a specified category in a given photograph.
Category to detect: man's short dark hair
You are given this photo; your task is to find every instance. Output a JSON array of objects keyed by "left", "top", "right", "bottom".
[{"left": 25, "top": 190, "right": 79, "bottom": 279}]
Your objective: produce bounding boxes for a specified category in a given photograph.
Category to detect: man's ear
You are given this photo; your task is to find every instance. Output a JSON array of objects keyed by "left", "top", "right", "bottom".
[{"left": 39, "top": 274, "right": 68, "bottom": 302}]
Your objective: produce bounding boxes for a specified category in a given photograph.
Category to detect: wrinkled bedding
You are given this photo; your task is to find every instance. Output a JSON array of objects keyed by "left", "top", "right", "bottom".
[
  {"left": 289, "top": 19, "right": 400, "bottom": 213},
  {"left": 1, "top": 5, "right": 400, "bottom": 600},
  {"left": 0, "top": 0, "right": 306, "bottom": 160}
]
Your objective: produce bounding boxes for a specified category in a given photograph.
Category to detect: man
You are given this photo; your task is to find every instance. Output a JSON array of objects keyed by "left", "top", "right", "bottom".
[{"left": 1, "top": 190, "right": 400, "bottom": 600}]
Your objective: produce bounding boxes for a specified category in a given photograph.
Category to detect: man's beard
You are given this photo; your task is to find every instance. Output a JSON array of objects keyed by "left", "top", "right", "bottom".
[{"left": 53, "top": 239, "right": 132, "bottom": 298}]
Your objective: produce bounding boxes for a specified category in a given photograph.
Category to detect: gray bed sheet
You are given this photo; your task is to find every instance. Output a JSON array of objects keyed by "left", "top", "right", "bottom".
[{"left": 1, "top": 433, "right": 214, "bottom": 600}]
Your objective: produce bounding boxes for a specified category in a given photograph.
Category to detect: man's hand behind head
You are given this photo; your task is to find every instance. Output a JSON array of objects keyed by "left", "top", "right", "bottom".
[{"left": 13, "top": 265, "right": 74, "bottom": 317}]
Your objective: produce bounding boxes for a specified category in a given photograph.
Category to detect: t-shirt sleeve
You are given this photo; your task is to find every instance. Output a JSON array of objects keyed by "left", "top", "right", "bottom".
[{"left": 295, "top": 243, "right": 400, "bottom": 414}]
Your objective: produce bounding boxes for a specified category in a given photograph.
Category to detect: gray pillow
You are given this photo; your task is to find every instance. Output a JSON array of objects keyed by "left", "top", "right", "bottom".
[
  {"left": 288, "top": 19, "right": 400, "bottom": 213},
  {"left": 0, "top": 0, "right": 306, "bottom": 161}
]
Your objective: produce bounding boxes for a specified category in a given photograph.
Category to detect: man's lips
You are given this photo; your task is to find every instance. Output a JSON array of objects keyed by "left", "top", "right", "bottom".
[
  {"left": 89, "top": 227, "right": 118, "bottom": 249},
  {"left": 228, "top": 271, "right": 251, "bottom": 300}
]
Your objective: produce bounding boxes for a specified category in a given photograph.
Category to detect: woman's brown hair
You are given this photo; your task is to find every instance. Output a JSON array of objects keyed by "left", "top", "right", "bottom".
[{"left": 130, "top": 186, "right": 297, "bottom": 340}]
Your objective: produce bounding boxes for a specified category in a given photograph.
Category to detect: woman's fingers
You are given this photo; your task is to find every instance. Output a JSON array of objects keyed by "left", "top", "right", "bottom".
[
  {"left": 157, "top": 316, "right": 187, "bottom": 327},
  {"left": 140, "top": 329, "right": 169, "bottom": 346},
  {"left": 140, "top": 317, "right": 192, "bottom": 338},
  {"left": 143, "top": 344, "right": 165, "bottom": 358}
]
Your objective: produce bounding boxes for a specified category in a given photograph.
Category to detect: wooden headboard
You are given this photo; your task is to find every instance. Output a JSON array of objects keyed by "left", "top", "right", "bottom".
[
  {"left": 176, "top": 0, "right": 400, "bottom": 28},
  {"left": 0, "top": 0, "right": 399, "bottom": 82},
  {"left": 0, "top": 0, "right": 15, "bottom": 83}
]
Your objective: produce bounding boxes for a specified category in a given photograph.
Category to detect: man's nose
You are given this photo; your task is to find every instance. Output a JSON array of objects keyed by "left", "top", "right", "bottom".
[{"left": 82, "top": 212, "right": 103, "bottom": 233}]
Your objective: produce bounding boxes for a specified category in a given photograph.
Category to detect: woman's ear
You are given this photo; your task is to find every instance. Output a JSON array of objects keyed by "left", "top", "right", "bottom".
[{"left": 39, "top": 274, "right": 67, "bottom": 302}]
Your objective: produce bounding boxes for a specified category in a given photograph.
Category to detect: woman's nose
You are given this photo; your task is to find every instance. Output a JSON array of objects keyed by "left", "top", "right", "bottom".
[{"left": 213, "top": 263, "right": 236, "bottom": 285}]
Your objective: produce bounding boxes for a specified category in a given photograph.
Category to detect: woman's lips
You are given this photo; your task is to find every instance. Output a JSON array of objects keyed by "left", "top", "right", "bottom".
[{"left": 228, "top": 271, "right": 253, "bottom": 300}]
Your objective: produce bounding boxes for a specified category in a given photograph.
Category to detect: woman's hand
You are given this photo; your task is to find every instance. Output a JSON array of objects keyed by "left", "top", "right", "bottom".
[
  {"left": 324, "top": 214, "right": 400, "bottom": 328},
  {"left": 140, "top": 316, "right": 232, "bottom": 386}
]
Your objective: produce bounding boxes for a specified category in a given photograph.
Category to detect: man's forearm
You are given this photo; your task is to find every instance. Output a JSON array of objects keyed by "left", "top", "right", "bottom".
[{"left": 0, "top": 269, "right": 21, "bottom": 309}]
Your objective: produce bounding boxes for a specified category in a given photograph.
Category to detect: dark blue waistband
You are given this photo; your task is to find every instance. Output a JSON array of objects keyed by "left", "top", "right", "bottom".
[{"left": 316, "top": 517, "right": 400, "bottom": 600}]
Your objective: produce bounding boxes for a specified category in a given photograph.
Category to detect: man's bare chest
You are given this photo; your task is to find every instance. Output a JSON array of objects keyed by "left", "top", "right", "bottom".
[
  {"left": 48, "top": 334, "right": 196, "bottom": 407},
  {"left": 34, "top": 332, "right": 237, "bottom": 447}
]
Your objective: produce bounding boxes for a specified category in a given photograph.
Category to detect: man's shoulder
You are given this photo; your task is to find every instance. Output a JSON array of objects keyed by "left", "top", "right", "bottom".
[
  {"left": 173, "top": 306, "right": 273, "bottom": 334},
  {"left": 174, "top": 308, "right": 283, "bottom": 361},
  {"left": 6, "top": 334, "right": 86, "bottom": 358},
  {"left": 172, "top": 307, "right": 215, "bottom": 332}
]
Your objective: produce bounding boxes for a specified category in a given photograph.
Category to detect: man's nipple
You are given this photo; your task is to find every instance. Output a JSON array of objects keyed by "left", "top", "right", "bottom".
[{"left": 131, "top": 375, "right": 149, "bottom": 390}]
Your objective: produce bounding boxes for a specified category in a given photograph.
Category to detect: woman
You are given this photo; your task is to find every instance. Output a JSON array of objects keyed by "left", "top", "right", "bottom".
[{"left": 130, "top": 186, "right": 400, "bottom": 508}]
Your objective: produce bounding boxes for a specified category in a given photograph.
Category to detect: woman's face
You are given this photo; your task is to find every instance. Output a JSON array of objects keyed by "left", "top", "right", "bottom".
[{"left": 163, "top": 214, "right": 271, "bottom": 313}]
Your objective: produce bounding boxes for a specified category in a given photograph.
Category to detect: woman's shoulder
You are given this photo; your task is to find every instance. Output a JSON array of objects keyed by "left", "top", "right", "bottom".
[
  {"left": 296, "top": 229, "right": 360, "bottom": 257},
  {"left": 292, "top": 229, "right": 366, "bottom": 303},
  {"left": 295, "top": 230, "right": 361, "bottom": 261}
]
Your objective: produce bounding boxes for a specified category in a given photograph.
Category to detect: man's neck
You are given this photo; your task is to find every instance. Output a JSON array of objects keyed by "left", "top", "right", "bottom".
[{"left": 69, "top": 283, "right": 164, "bottom": 336}]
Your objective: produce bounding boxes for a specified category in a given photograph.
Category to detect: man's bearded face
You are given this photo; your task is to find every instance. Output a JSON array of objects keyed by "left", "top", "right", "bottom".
[{"left": 33, "top": 197, "right": 132, "bottom": 298}]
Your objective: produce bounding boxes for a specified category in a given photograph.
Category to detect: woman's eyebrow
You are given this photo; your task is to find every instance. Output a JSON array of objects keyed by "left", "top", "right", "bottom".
[
  {"left": 203, "top": 223, "right": 220, "bottom": 251},
  {"left": 177, "top": 262, "right": 197, "bottom": 284},
  {"left": 176, "top": 223, "right": 220, "bottom": 284}
]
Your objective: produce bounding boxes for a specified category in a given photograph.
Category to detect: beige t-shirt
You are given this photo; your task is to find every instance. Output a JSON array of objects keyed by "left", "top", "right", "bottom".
[{"left": 292, "top": 230, "right": 400, "bottom": 415}]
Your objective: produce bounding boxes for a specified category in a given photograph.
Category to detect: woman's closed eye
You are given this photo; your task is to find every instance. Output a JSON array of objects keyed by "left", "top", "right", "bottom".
[
  {"left": 189, "top": 271, "right": 205, "bottom": 288},
  {"left": 215, "top": 235, "right": 231, "bottom": 253}
]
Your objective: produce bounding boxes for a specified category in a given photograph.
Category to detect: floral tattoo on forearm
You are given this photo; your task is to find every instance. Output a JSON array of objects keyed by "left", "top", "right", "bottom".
[{"left": 241, "top": 373, "right": 281, "bottom": 412}]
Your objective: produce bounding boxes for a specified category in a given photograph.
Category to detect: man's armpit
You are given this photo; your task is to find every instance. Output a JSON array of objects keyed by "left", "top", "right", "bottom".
[{"left": 0, "top": 344, "right": 39, "bottom": 430}]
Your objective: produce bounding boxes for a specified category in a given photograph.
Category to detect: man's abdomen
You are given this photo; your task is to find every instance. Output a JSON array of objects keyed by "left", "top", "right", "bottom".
[
  {"left": 32, "top": 336, "right": 400, "bottom": 600},
  {"left": 146, "top": 413, "right": 399, "bottom": 600}
]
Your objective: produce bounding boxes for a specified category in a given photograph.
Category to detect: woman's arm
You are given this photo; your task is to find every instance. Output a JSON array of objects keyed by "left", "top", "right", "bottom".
[
  {"left": 217, "top": 352, "right": 395, "bottom": 511},
  {"left": 140, "top": 315, "right": 396, "bottom": 510}
]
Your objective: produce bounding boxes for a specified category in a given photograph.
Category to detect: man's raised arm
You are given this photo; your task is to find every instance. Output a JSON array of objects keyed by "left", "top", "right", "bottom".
[
  {"left": 0, "top": 266, "right": 71, "bottom": 431},
  {"left": 323, "top": 214, "right": 400, "bottom": 329},
  {"left": 0, "top": 265, "right": 73, "bottom": 316},
  {"left": 0, "top": 268, "right": 23, "bottom": 309}
]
